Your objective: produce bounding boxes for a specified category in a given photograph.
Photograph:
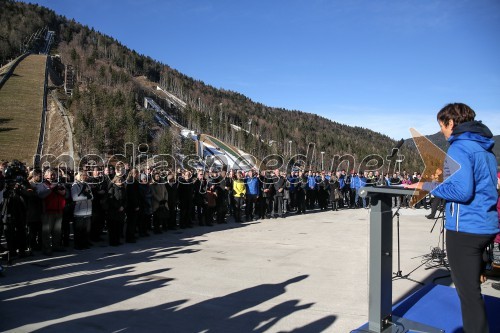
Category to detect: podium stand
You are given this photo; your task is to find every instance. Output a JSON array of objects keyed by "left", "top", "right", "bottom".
[{"left": 357, "top": 186, "right": 444, "bottom": 333}]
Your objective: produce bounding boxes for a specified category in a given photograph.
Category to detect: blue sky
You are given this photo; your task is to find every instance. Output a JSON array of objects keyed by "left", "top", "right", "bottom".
[{"left": 24, "top": 0, "right": 500, "bottom": 140}]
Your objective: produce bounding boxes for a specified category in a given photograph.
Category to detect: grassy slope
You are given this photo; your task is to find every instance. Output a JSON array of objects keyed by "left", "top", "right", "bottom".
[{"left": 0, "top": 54, "right": 46, "bottom": 164}]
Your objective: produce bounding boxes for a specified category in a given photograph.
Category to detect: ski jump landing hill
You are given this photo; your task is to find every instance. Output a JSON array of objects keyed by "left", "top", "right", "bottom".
[{"left": 144, "top": 95, "right": 257, "bottom": 171}]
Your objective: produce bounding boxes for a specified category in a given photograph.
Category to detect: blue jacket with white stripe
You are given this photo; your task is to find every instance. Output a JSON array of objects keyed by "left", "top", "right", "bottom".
[{"left": 423, "top": 121, "right": 498, "bottom": 235}]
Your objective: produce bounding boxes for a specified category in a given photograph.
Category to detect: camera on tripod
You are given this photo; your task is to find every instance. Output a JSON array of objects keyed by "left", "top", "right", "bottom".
[
  {"left": 1, "top": 160, "right": 29, "bottom": 268},
  {"left": 2, "top": 178, "right": 26, "bottom": 199},
  {"left": 1, "top": 161, "right": 28, "bottom": 207},
  {"left": 1, "top": 160, "right": 28, "bottom": 194}
]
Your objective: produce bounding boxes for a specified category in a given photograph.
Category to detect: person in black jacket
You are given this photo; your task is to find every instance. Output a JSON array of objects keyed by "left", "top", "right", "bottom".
[
  {"left": 107, "top": 175, "right": 126, "bottom": 246},
  {"left": 3, "top": 176, "right": 28, "bottom": 258},
  {"left": 165, "top": 174, "right": 178, "bottom": 230},
  {"left": 261, "top": 171, "right": 274, "bottom": 219},
  {"left": 138, "top": 173, "right": 153, "bottom": 237},
  {"left": 125, "top": 168, "right": 140, "bottom": 243},
  {"left": 272, "top": 169, "right": 286, "bottom": 218},
  {"left": 257, "top": 170, "right": 266, "bottom": 220},
  {"left": 317, "top": 172, "right": 329, "bottom": 211},
  {"left": 178, "top": 170, "right": 194, "bottom": 229},
  {"left": 150, "top": 172, "right": 168, "bottom": 234},
  {"left": 193, "top": 171, "right": 208, "bottom": 226},
  {"left": 212, "top": 171, "right": 228, "bottom": 224},
  {"left": 341, "top": 170, "right": 351, "bottom": 208},
  {"left": 329, "top": 173, "right": 342, "bottom": 211},
  {"left": 287, "top": 170, "right": 299, "bottom": 213},
  {"left": 89, "top": 167, "right": 107, "bottom": 242},
  {"left": 226, "top": 170, "right": 235, "bottom": 219},
  {"left": 295, "top": 170, "right": 307, "bottom": 214}
]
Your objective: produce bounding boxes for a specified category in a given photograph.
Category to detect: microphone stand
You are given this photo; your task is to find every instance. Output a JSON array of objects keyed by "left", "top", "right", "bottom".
[{"left": 392, "top": 204, "right": 424, "bottom": 285}]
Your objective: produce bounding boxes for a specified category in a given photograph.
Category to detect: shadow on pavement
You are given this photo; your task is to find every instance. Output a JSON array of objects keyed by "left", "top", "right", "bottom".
[
  {"left": 1, "top": 220, "right": 336, "bottom": 332},
  {"left": 2, "top": 270, "right": 336, "bottom": 332}
]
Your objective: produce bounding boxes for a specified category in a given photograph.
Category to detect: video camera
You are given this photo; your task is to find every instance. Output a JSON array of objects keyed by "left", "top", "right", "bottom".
[{"left": 1, "top": 160, "right": 28, "bottom": 199}]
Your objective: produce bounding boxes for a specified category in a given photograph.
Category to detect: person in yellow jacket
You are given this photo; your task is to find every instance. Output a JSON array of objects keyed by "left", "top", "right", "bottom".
[{"left": 233, "top": 171, "right": 246, "bottom": 222}]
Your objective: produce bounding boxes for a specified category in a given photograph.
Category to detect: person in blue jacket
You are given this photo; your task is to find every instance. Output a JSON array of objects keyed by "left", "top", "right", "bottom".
[
  {"left": 306, "top": 171, "right": 317, "bottom": 209},
  {"left": 244, "top": 170, "right": 260, "bottom": 221},
  {"left": 407, "top": 103, "right": 498, "bottom": 333},
  {"left": 358, "top": 172, "right": 368, "bottom": 208},
  {"left": 287, "top": 171, "right": 298, "bottom": 212},
  {"left": 337, "top": 171, "right": 345, "bottom": 208},
  {"left": 350, "top": 171, "right": 360, "bottom": 208}
]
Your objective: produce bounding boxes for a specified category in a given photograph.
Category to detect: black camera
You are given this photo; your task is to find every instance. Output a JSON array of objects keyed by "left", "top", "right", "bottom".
[{"left": 2, "top": 160, "right": 28, "bottom": 199}]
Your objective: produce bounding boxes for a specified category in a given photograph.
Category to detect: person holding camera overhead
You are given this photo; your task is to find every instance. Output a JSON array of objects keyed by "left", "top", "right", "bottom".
[
  {"left": 38, "top": 169, "right": 66, "bottom": 256},
  {"left": 407, "top": 103, "right": 498, "bottom": 333}
]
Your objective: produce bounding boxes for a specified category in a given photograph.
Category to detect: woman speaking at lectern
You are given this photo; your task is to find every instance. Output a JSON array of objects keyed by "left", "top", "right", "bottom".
[{"left": 407, "top": 103, "right": 498, "bottom": 333}]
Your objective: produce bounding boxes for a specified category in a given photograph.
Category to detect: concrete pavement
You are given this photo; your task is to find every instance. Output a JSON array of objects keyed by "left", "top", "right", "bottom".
[{"left": 1, "top": 207, "right": 499, "bottom": 332}]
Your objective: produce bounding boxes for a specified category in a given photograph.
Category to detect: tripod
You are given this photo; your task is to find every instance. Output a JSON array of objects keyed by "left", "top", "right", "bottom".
[
  {"left": 392, "top": 205, "right": 424, "bottom": 285},
  {"left": 1, "top": 198, "right": 11, "bottom": 274},
  {"left": 425, "top": 209, "right": 448, "bottom": 270}
]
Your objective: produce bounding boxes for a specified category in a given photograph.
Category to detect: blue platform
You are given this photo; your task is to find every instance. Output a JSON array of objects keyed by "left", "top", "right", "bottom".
[{"left": 356, "top": 284, "right": 500, "bottom": 332}]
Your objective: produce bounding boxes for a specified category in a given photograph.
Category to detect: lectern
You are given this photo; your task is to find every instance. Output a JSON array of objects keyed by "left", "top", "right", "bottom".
[{"left": 357, "top": 186, "right": 444, "bottom": 333}]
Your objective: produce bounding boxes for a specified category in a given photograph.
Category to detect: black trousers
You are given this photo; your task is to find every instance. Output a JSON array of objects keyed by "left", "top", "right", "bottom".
[
  {"left": 107, "top": 210, "right": 124, "bottom": 246},
  {"left": 446, "top": 230, "right": 494, "bottom": 333},
  {"left": 61, "top": 206, "right": 73, "bottom": 246},
  {"left": 179, "top": 201, "right": 193, "bottom": 228},
  {"left": 167, "top": 204, "right": 177, "bottom": 229},
  {"left": 28, "top": 219, "right": 42, "bottom": 250},
  {"left": 265, "top": 197, "right": 274, "bottom": 217},
  {"left": 90, "top": 209, "right": 105, "bottom": 241},
  {"left": 138, "top": 212, "right": 151, "bottom": 236},
  {"left": 289, "top": 191, "right": 297, "bottom": 211},
  {"left": 4, "top": 216, "right": 27, "bottom": 256},
  {"left": 296, "top": 191, "right": 306, "bottom": 213},
  {"left": 257, "top": 196, "right": 266, "bottom": 218},
  {"left": 245, "top": 194, "right": 258, "bottom": 218},
  {"left": 272, "top": 196, "right": 283, "bottom": 217},
  {"left": 306, "top": 189, "right": 316, "bottom": 209},
  {"left": 216, "top": 203, "right": 227, "bottom": 224},
  {"left": 429, "top": 197, "right": 444, "bottom": 218},
  {"left": 318, "top": 189, "right": 328, "bottom": 210},
  {"left": 73, "top": 215, "right": 91, "bottom": 249},
  {"left": 341, "top": 188, "right": 350, "bottom": 208},
  {"left": 234, "top": 196, "right": 244, "bottom": 222},
  {"left": 125, "top": 209, "right": 139, "bottom": 242},
  {"left": 205, "top": 206, "right": 215, "bottom": 225}
]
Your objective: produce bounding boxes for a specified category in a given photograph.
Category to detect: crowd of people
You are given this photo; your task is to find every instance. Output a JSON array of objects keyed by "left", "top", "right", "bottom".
[
  {"left": 0, "top": 158, "right": 436, "bottom": 260},
  {"left": 2, "top": 103, "right": 498, "bottom": 332}
]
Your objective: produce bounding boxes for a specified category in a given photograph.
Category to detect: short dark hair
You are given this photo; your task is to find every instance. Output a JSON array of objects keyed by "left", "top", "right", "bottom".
[{"left": 437, "top": 103, "right": 476, "bottom": 127}]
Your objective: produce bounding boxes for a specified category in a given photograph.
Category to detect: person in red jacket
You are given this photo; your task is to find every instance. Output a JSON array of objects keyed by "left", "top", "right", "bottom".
[{"left": 37, "top": 169, "right": 66, "bottom": 255}]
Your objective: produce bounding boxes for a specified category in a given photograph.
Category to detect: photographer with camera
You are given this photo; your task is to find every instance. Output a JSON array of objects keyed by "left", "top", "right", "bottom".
[
  {"left": 1, "top": 160, "right": 29, "bottom": 259},
  {"left": 71, "top": 171, "right": 93, "bottom": 250},
  {"left": 37, "top": 169, "right": 66, "bottom": 256}
]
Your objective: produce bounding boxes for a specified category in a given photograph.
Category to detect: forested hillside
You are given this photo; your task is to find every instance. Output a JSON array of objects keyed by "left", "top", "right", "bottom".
[{"left": 1, "top": 0, "right": 425, "bottom": 171}]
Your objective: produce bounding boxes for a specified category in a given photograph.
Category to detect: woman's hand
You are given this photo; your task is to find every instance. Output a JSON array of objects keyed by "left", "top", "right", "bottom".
[{"left": 405, "top": 182, "right": 422, "bottom": 190}]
